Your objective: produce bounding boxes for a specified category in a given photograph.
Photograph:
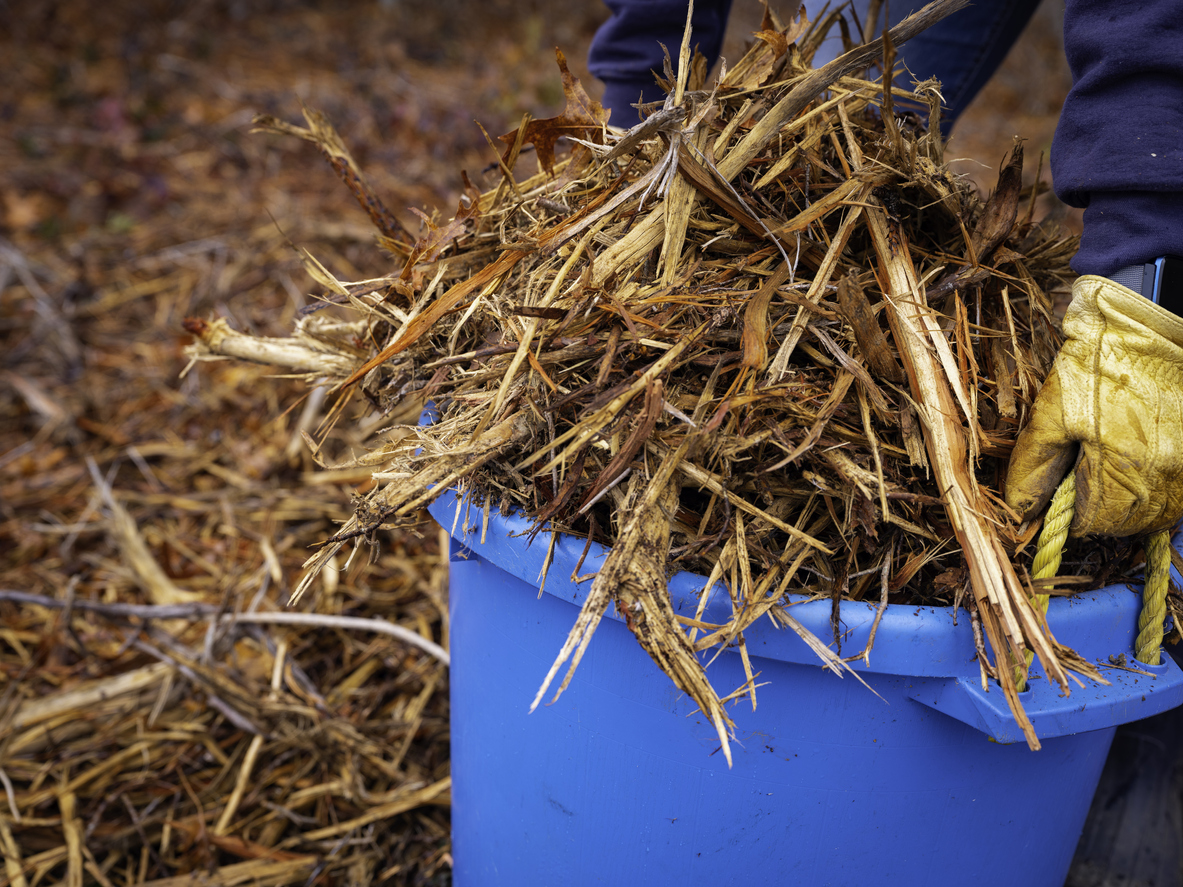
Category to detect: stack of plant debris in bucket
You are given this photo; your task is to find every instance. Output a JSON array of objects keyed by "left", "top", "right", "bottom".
[{"left": 186, "top": 0, "right": 1142, "bottom": 757}]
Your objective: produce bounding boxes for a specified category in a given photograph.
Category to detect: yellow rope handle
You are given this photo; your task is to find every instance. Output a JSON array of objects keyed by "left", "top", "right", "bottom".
[
  {"left": 1137, "top": 531, "right": 1171, "bottom": 665},
  {"left": 1015, "top": 472, "right": 1172, "bottom": 685},
  {"left": 1016, "top": 476, "right": 1076, "bottom": 691},
  {"left": 1032, "top": 475, "right": 1076, "bottom": 590}
]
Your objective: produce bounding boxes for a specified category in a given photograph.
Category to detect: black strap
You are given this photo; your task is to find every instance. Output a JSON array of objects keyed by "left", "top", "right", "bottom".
[
  {"left": 1153, "top": 256, "right": 1183, "bottom": 317},
  {"left": 1111, "top": 256, "right": 1183, "bottom": 316}
]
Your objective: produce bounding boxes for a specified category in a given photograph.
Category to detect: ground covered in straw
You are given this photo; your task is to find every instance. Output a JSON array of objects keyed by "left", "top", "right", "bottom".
[{"left": 0, "top": 1, "right": 1102, "bottom": 885}]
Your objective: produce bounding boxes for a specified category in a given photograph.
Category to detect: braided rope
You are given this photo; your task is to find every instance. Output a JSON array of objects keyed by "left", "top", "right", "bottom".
[
  {"left": 1136, "top": 530, "right": 1171, "bottom": 665},
  {"left": 1031, "top": 477, "right": 1075, "bottom": 586},
  {"left": 1016, "top": 476, "right": 1076, "bottom": 691},
  {"left": 1016, "top": 473, "right": 1170, "bottom": 681}
]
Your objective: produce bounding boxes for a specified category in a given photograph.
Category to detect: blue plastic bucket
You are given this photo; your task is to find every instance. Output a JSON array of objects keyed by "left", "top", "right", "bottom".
[{"left": 429, "top": 490, "right": 1183, "bottom": 886}]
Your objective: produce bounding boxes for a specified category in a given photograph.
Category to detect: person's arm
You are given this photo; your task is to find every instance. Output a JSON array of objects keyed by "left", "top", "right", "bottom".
[
  {"left": 1050, "top": 0, "right": 1183, "bottom": 279},
  {"left": 1006, "top": 0, "right": 1183, "bottom": 536}
]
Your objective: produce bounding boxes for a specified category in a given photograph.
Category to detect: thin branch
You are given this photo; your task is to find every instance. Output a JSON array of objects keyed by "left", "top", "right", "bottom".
[{"left": 0, "top": 590, "right": 450, "bottom": 666}]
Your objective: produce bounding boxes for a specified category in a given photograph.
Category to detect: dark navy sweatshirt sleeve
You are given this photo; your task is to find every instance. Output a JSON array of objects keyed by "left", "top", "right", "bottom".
[{"left": 1051, "top": 0, "right": 1183, "bottom": 276}]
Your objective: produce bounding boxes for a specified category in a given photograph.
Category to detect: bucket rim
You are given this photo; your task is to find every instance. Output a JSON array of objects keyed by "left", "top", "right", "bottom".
[{"left": 429, "top": 486, "right": 1171, "bottom": 679}]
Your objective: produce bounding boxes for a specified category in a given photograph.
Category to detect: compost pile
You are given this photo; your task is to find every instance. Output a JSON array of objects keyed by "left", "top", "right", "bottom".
[{"left": 187, "top": 0, "right": 1137, "bottom": 753}]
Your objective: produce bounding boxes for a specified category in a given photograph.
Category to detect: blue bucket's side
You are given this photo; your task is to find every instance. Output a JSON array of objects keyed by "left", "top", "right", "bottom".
[
  {"left": 433, "top": 486, "right": 1183, "bottom": 886},
  {"left": 449, "top": 545, "right": 1115, "bottom": 887}
]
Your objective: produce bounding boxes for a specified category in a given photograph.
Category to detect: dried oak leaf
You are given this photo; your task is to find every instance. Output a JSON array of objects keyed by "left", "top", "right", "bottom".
[{"left": 500, "top": 48, "right": 609, "bottom": 175}]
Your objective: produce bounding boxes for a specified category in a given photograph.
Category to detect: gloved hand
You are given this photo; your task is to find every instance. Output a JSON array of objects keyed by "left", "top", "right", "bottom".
[{"left": 1006, "top": 274, "right": 1183, "bottom": 537}]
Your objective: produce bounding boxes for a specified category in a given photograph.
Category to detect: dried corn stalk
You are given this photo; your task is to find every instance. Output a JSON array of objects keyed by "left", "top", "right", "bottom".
[{"left": 188, "top": 0, "right": 1131, "bottom": 753}]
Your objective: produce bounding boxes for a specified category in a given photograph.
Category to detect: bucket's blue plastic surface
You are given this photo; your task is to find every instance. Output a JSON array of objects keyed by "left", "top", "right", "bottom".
[{"left": 429, "top": 490, "right": 1183, "bottom": 887}]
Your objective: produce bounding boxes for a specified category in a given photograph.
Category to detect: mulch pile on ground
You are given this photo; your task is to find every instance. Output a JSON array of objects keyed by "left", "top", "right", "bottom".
[{"left": 0, "top": 1, "right": 514, "bottom": 883}]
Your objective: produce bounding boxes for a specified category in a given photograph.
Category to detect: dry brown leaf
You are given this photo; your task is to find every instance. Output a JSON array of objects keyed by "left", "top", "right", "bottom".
[{"left": 499, "top": 49, "right": 609, "bottom": 174}]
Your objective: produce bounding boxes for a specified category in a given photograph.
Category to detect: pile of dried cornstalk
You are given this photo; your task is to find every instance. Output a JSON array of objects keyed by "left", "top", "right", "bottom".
[{"left": 186, "top": 0, "right": 1135, "bottom": 753}]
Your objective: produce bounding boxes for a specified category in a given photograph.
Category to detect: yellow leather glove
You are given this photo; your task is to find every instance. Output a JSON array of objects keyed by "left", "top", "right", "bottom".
[{"left": 1006, "top": 274, "right": 1183, "bottom": 537}]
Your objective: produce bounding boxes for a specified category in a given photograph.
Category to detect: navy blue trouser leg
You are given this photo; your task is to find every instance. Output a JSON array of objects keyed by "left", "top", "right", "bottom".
[
  {"left": 589, "top": 0, "right": 733, "bottom": 123},
  {"left": 590, "top": 0, "right": 1040, "bottom": 129}
]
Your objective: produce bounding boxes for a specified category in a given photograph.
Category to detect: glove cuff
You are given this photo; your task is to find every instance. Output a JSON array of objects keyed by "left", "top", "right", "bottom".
[{"left": 1068, "top": 275, "right": 1183, "bottom": 350}]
